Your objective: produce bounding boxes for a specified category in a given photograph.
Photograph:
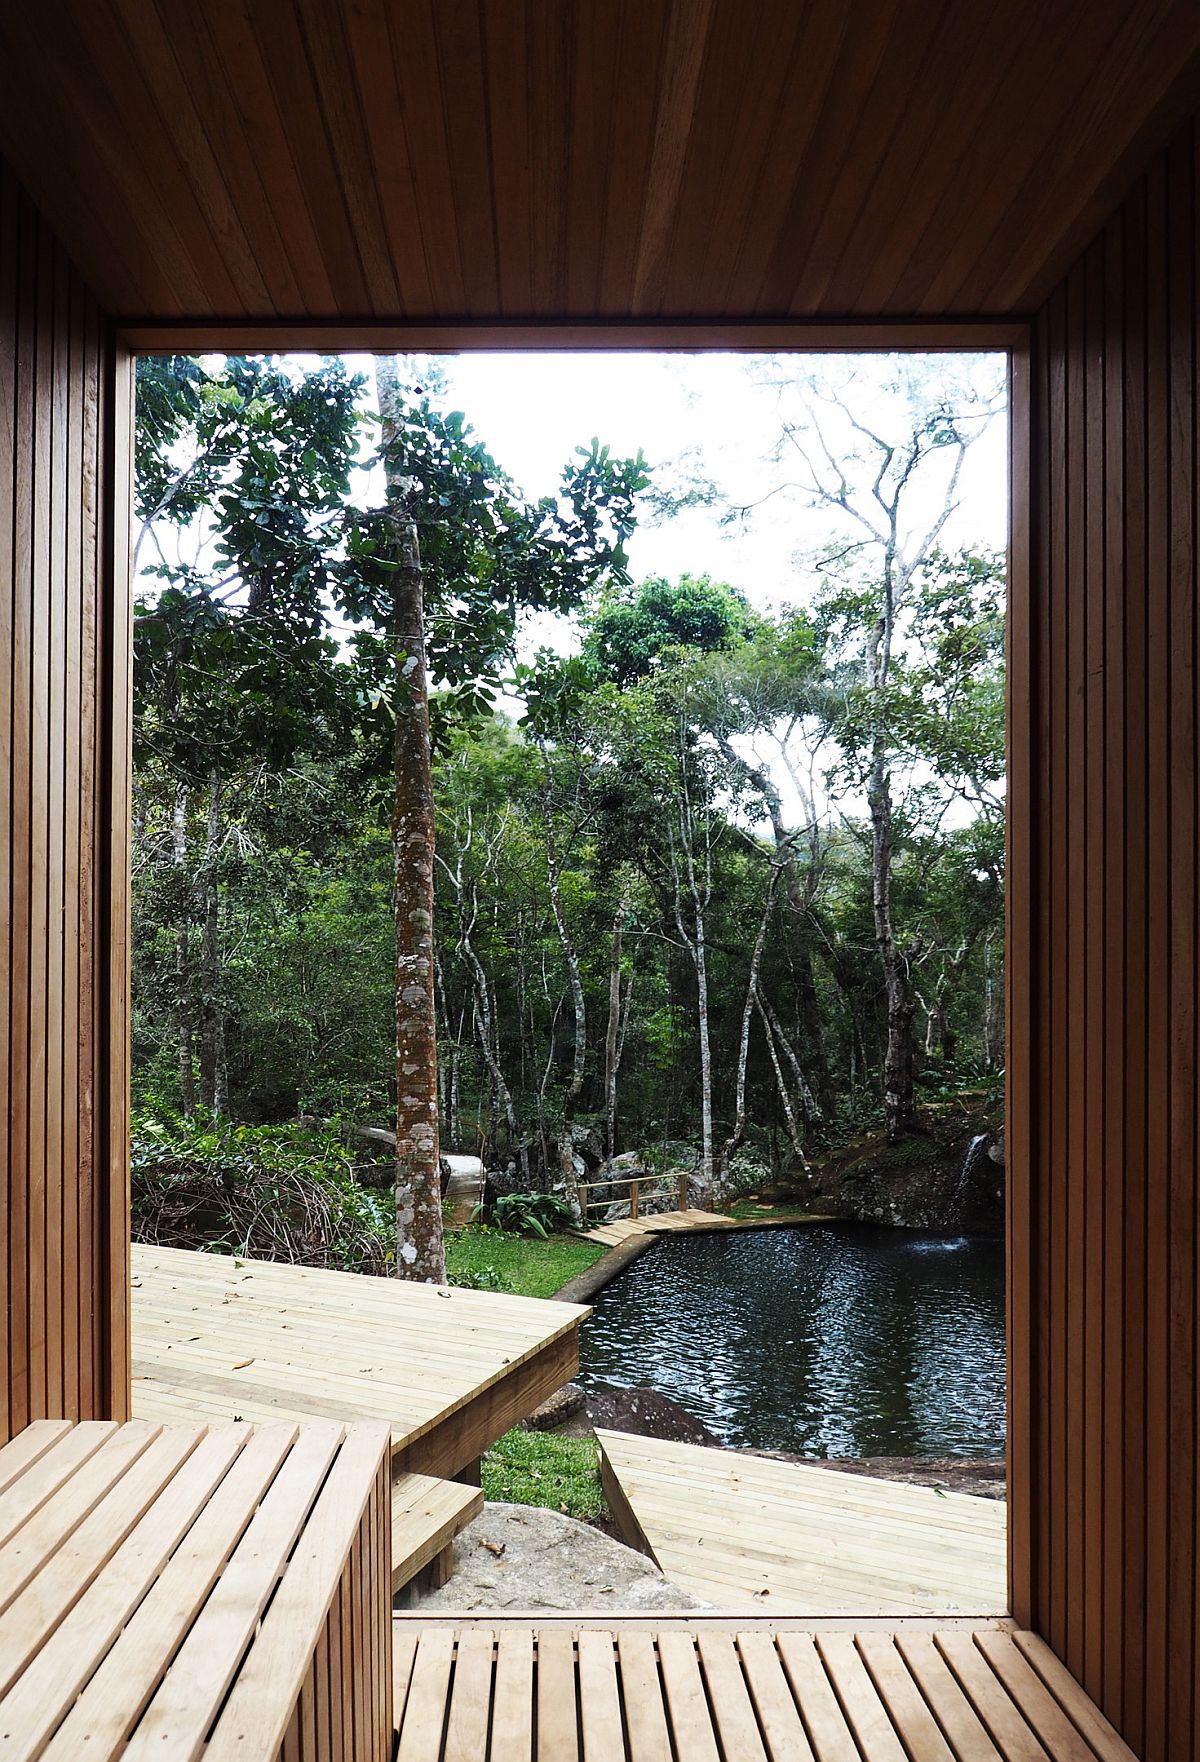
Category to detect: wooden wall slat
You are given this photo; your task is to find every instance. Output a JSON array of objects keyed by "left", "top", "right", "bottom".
[
  {"left": 1016, "top": 106, "right": 1200, "bottom": 1762},
  {"left": 1, "top": 154, "right": 128, "bottom": 1441}
]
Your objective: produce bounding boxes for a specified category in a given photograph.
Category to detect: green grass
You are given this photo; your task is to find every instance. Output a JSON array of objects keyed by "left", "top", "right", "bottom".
[
  {"left": 444, "top": 1226, "right": 605, "bottom": 1299},
  {"left": 482, "top": 1427, "right": 606, "bottom": 1520}
]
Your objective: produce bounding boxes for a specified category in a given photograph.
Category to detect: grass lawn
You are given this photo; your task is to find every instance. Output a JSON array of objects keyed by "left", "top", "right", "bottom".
[
  {"left": 482, "top": 1426, "right": 606, "bottom": 1521},
  {"left": 444, "top": 1225, "right": 605, "bottom": 1299}
]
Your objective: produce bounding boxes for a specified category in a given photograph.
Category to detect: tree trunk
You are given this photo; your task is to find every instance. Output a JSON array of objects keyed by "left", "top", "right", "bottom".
[
  {"left": 719, "top": 868, "right": 779, "bottom": 1190},
  {"left": 604, "top": 894, "right": 630, "bottom": 1160},
  {"left": 755, "top": 993, "right": 808, "bottom": 1167},
  {"left": 541, "top": 766, "right": 585, "bottom": 1210},
  {"left": 713, "top": 734, "right": 830, "bottom": 1111},
  {"left": 671, "top": 788, "right": 714, "bottom": 1205},
  {"left": 197, "top": 773, "right": 228, "bottom": 1118},
  {"left": 868, "top": 744, "right": 916, "bottom": 1141},
  {"left": 172, "top": 781, "right": 195, "bottom": 1116},
  {"left": 378, "top": 354, "right": 446, "bottom": 1283}
]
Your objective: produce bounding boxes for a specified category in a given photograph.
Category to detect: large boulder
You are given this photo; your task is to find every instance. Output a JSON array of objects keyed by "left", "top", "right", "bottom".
[{"left": 404, "top": 1503, "right": 707, "bottom": 1611}]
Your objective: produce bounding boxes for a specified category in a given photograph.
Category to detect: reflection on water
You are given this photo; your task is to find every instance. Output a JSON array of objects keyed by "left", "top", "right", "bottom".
[{"left": 578, "top": 1225, "right": 1005, "bottom": 1459}]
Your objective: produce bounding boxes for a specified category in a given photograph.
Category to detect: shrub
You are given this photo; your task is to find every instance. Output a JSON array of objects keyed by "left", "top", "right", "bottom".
[
  {"left": 131, "top": 1108, "right": 392, "bottom": 1274},
  {"left": 487, "top": 1191, "right": 575, "bottom": 1238}
]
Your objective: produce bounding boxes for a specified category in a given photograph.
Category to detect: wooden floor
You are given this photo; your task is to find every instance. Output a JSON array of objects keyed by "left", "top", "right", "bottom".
[
  {"left": 393, "top": 1623, "right": 1139, "bottom": 1761},
  {"left": 131, "top": 1244, "right": 587, "bottom": 1480},
  {"left": 598, "top": 1431, "right": 1008, "bottom": 1617}
]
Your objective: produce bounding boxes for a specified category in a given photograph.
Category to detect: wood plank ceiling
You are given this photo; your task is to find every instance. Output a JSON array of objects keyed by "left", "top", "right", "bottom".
[{"left": 0, "top": 0, "right": 1197, "bottom": 329}]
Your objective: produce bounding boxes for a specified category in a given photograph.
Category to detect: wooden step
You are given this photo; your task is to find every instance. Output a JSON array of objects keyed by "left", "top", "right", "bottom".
[{"left": 391, "top": 1471, "right": 483, "bottom": 1594}]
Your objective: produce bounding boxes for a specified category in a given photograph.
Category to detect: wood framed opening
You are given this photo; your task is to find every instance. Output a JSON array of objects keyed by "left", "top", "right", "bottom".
[{"left": 120, "top": 315, "right": 1029, "bottom": 1629}]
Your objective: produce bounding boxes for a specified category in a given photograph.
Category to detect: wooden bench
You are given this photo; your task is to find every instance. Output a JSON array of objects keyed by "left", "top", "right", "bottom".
[
  {"left": 391, "top": 1470, "right": 482, "bottom": 1596},
  {"left": 0, "top": 1416, "right": 393, "bottom": 1760}
]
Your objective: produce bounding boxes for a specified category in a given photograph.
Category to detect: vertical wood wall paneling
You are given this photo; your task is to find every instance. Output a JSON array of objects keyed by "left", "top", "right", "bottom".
[
  {"left": 1, "top": 154, "right": 127, "bottom": 1440},
  {"left": 1016, "top": 109, "right": 1200, "bottom": 1762}
]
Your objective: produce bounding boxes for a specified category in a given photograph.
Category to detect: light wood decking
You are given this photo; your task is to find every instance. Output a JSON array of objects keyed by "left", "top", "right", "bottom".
[
  {"left": 598, "top": 1430, "right": 1008, "bottom": 1617},
  {"left": 576, "top": 1208, "right": 739, "bottom": 1246},
  {"left": 393, "top": 1623, "right": 1138, "bottom": 1761},
  {"left": 131, "top": 1244, "right": 588, "bottom": 1482}
]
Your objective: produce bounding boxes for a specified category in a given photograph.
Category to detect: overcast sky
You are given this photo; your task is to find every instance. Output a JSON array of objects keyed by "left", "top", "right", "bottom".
[{"left": 346, "top": 348, "right": 1008, "bottom": 632}]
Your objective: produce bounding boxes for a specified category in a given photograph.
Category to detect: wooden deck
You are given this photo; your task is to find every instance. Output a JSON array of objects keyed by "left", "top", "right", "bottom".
[
  {"left": 393, "top": 1622, "right": 1138, "bottom": 1761},
  {"left": 131, "top": 1244, "right": 587, "bottom": 1481},
  {"left": 0, "top": 1417, "right": 393, "bottom": 1761},
  {"left": 576, "top": 1208, "right": 739, "bottom": 1246},
  {"left": 598, "top": 1431, "right": 1008, "bottom": 1617}
]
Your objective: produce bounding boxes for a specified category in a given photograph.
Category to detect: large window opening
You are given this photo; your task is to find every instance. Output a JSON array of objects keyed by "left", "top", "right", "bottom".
[{"left": 128, "top": 347, "right": 1009, "bottom": 1616}]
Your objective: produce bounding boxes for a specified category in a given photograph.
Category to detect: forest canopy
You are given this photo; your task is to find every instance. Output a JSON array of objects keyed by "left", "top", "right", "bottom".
[{"left": 130, "top": 351, "right": 1006, "bottom": 1274}]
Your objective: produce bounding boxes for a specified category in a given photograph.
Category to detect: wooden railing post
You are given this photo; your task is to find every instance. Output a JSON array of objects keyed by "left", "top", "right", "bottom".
[
  {"left": 677, "top": 1169, "right": 688, "bottom": 1211},
  {"left": 630, "top": 1179, "right": 639, "bottom": 1220}
]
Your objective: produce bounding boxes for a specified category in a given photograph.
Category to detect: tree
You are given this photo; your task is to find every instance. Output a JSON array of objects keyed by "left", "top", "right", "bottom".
[
  {"left": 771, "top": 362, "right": 1003, "bottom": 1139},
  {"left": 134, "top": 355, "right": 363, "bottom": 1118},
  {"left": 346, "top": 360, "right": 649, "bottom": 1276}
]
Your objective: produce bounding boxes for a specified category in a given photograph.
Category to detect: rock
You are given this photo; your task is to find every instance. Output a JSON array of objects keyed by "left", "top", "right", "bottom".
[
  {"left": 581, "top": 1385, "right": 722, "bottom": 1448},
  {"left": 352, "top": 1123, "right": 396, "bottom": 1153},
  {"left": 404, "top": 1503, "right": 708, "bottom": 1612},
  {"left": 524, "top": 1383, "right": 586, "bottom": 1431},
  {"left": 568, "top": 1124, "right": 606, "bottom": 1170}
]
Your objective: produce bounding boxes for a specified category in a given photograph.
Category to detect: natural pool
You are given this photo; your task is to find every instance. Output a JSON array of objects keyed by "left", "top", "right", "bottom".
[{"left": 577, "top": 1224, "right": 1005, "bottom": 1460}]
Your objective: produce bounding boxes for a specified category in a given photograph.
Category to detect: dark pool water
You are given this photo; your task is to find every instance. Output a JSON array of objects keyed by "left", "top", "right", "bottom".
[{"left": 578, "top": 1225, "right": 1005, "bottom": 1459}]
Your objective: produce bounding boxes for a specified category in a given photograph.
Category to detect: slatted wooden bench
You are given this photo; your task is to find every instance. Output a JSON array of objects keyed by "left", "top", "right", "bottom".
[
  {"left": 0, "top": 1416, "right": 393, "bottom": 1760},
  {"left": 391, "top": 1470, "right": 482, "bottom": 1596}
]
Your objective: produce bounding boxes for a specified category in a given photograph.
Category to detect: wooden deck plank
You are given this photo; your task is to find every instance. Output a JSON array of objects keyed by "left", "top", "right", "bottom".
[
  {"left": 444, "top": 1629, "right": 495, "bottom": 1762},
  {"left": 777, "top": 1632, "right": 864, "bottom": 1762},
  {"left": 934, "top": 1633, "right": 1052, "bottom": 1761},
  {"left": 206, "top": 1423, "right": 392, "bottom": 1760},
  {"left": 537, "top": 1627, "right": 579, "bottom": 1762},
  {"left": 391, "top": 1472, "right": 483, "bottom": 1593},
  {"left": 130, "top": 1244, "right": 587, "bottom": 1479},
  {"left": 856, "top": 1634, "right": 958, "bottom": 1762},
  {"left": 735, "top": 1630, "right": 816, "bottom": 1762},
  {"left": 696, "top": 1630, "right": 769, "bottom": 1760},
  {"left": 396, "top": 1629, "right": 457, "bottom": 1762},
  {"left": 895, "top": 1633, "right": 1007, "bottom": 1760},
  {"left": 658, "top": 1629, "right": 723, "bottom": 1762},
  {"left": 0, "top": 1419, "right": 73, "bottom": 1494},
  {"left": 597, "top": 1430, "right": 1007, "bottom": 1615},
  {"left": 578, "top": 1630, "right": 626, "bottom": 1762},
  {"left": 490, "top": 1628, "right": 534, "bottom": 1762},
  {"left": 618, "top": 1630, "right": 673, "bottom": 1761},
  {"left": 985, "top": 1634, "right": 1139, "bottom": 1762},
  {"left": 815, "top": 1634, "right": 911, "bottom": 1761}
]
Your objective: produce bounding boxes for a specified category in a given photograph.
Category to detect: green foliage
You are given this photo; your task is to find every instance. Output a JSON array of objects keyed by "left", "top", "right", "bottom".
[
  {"left": 487, "top": 1192, "right": 576, "bottom": 1238},
  {"left": 130, "top": 1110, "right": 392, "bottom": 1273},
  {"left": 482, "top": 1428, "right": 606, "bottom": 1520},
  {"left": 583, "top": 572, "right": 757, "bottom": 685}
]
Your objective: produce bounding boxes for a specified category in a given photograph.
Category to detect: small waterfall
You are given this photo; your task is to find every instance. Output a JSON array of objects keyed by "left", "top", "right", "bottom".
[{"left": 948, "top": 1133, "right": 989, "bottom": 1222}]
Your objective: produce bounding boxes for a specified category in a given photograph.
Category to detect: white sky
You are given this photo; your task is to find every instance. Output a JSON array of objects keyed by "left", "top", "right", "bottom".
[{"left": 344, "top": 349, "right": 1008, "bottom": 625}]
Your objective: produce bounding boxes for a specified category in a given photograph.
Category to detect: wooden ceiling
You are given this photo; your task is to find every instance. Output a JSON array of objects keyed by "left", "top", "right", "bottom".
[{"left": 0, "top": 0, "right": 1197, "bottom": 333}]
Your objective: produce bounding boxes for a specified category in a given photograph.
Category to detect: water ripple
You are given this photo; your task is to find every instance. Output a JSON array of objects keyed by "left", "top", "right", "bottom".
[{"left": 578, "top": 1224, "right": 1005, "bottom": 1459}]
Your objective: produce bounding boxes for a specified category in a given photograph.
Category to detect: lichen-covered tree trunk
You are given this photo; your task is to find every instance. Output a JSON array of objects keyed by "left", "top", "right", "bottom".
[
  {"left": 197, "top": 773, "right": 228, "bottom": 1118},
  {"left": 172, "top": 781, "right": 196, "bottom": 1116},
  {"left": 869, "top": 744, "right": 916, "bottom": 1141},
  {"left": 378, "top": 355, "right": 446, "bottom": 1283},
  {"left": 603, "top": 894, "right": 630, "bottom": 1160}
]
